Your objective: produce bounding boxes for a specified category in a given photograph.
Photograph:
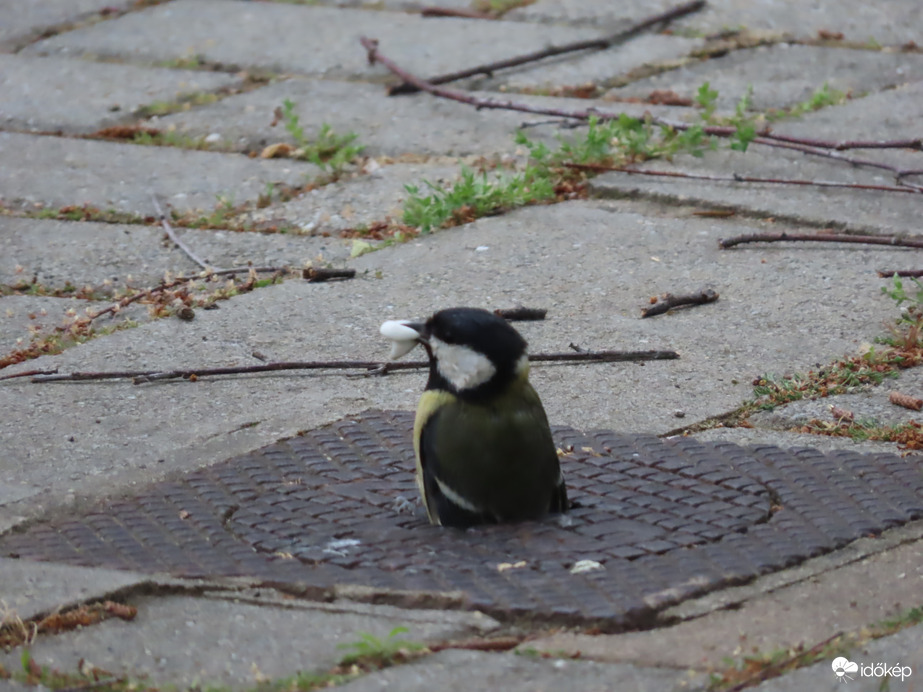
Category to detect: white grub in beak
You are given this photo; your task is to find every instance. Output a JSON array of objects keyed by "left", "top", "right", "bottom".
[{"left": 380, "top": 320, "right": 422, "bottom": 360}]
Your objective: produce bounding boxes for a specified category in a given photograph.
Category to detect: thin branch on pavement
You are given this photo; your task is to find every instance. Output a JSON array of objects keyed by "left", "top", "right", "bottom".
[
  {"left": 642, "top": 289, "right": 719, "bottom": 317},
  {"left": 718, "top": 232, "right": 923, "bottom": 250},
  {"left": 151, "top": 193, "right": 216, "bottom": 271},
  {"left": 28, "top": 350, "right": 680, "bottom": 384},
  {"left": 877, "top": 269, "right": 923, "bottom": 277},
  {"left": 567, "top": 163, "right": 922, "bottom": 195},
  {"left": 390, "top": 0, "right": 706, "bottom": 95}
]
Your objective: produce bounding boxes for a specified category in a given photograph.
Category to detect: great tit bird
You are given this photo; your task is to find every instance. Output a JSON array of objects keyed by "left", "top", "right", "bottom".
[{"left": 380, "top": 307, "right": 567, "bottom": 528}]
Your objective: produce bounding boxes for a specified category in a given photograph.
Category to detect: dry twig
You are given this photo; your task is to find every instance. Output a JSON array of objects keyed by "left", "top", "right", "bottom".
[
  {"left": 429, "top": 636, "right": 522, "bottom": 653},
  {"left": 0, "top": 368, "right": 59, "bottom": 382},
  {"left": 151, "top": 194, "right": 216, "bottom": 271},
  {"left": 890, "top": 391, "right": 923, "bottom": 411},
  {"left": 642, "top": 289, "right": 719, "bottom": 317},
  {"left": 566, "top": 163, "right": 922, "bottom": 195},
  {"left": 759, "top": 133, "right": 922, "bottom": 152},
  {"left": 724, "top": 631, "right": 844, "bottom": 692},
  {"left": 362, "top": 37, "right": 599, "bottom": 121},
  {"left": 419, "top": 6, "right": 494, "bottom": 19},
  {"left": 494, "top": 306, "right": 548, "bottom": 321},
  {"left": 302, "top": 267, "right": 357, "bottom": 282},
  {"left": 390, "top": 0, "right": 706, "bottom": 95},
  {"left": 877, "top": 269, "right": 923, "bottom": 277},
  {"left": 718, "top": 232, "right": 923, "bottom": 250},
  {"left": 29, "top": 350, "right": 679, "bottom": 384}
]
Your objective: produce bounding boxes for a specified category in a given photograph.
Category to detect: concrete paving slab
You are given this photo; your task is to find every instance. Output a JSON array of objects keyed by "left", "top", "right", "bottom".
[
  {"left": 608, "top": 44, "right": 923, "bottom": 111},
  {"left": 672, "top": 0, "right": 923, "bottom": 45},
  {"left": 0, "top": 594, "right": 496, "bottom": 690},
  {"left": 507, "top": 0, "right": 706, "bottom": 28},
  {"left": 590, "top": 146, "right": 921, "bottom": 237},
  {"left": 0, "top": 295, "right": 94, "bottom": 355},
  {"left": 0, "top": 132, "right": 319, "bottom": 215},
  {"left": 0, "top": 558, "right": 149, "bottom": 622},
  {"left": 24, "top": 0, "right": 600, "bottom": 79},
  {"left": 0, "top": 0, "right": 136, "bottom": 52},
  {"left": 688, "top": 358, "right": 923, "bottom": 453},
  {"left": 249, "top": 162, "right": 461, "bottom": 234},
  {"left": 156, "top": 76, "right": 674, "bottom": 157},
  {"left": 523, "top": 531, "right": 923, "bottom": 670},
  {"left": 660, "top": 522, "right": 923, "bottom": 622},
  {"left": 592, "top": 78, "right": 923, "bottom": 277},
  {"left": 332, "top": 648, "right": 706, "bottom": 692},
  {"left": 745, "top": 366, "right": 923, "bottom": 432},
  {"left": 752, "top": 624, "right": 921, "bottom": 691},
  {"left": 771, "top": 78, "right": 923, "bottom": 140},
  {"left": 0, "top": 200, "right": 912, "bottom": 521},
  {"left": 0, "top": 217, "right": 349, "bottom": 289},
  {"left": 0, "top": 54, "right": 241, "bottom": 135},
  {"left": 690, "top": 428, "right": 909, "bottom": 456}
]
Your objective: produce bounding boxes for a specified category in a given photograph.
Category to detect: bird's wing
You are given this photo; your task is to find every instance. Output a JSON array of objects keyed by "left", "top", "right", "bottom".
[{"left": 416, "top": 381, "right": 563, "bottom": 526}]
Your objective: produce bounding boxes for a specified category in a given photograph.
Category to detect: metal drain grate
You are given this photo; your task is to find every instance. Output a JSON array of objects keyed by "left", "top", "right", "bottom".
[{"left": 3, "top": 410, "right": 922, "bottom": 630}]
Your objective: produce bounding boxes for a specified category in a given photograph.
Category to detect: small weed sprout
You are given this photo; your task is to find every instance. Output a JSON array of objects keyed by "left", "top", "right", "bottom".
[
  {"left": 336, "top": 626, "right": 426, "bottom": 667},
  {"left": 403, "top": 166, "right": 554, "bottom": 233},
  {"left": 728, "top": 86, "right": 757, "bottom": 151},
  {"left": 695, "top": 81, "right": 719, "bottom": 120},
  {"left": 400, "top": 80, "right": 847, "bottom": 235},
  {"left": 880, "top": 274, "right": 923, "bottom": 348},
  {"left": 280, "top": 99, "right": 364, "bottom": 175}
]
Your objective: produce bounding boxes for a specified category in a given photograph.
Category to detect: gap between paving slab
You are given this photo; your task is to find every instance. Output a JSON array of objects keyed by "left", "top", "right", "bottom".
[
  {"left": 155, "top": 77, "right": 682, "bottom": 158},
  {"left": 0, "top": 588, "right": 498, "bottom": 690},
  {"left": 672, "top": 0, "right": 922, "bottom": 45},
  {"left": 0, "top": 0, "right": 137, "bottom": 52},
  {"left": 523, "top": 520, "right": 923, "bottom": 670},
  {"left": 0, "top": 216, "right": 351, "bottom": 289},
  {"left": 607, "top": 43, "right": 923, "bottom": 111},
  {"left": 22, "top": 0, "right": 601, "bottom": 79},
  {"left": 0, "top": 558, "right": 150, "bottom": 622},
  {"left": 0, "top": 132, "right": 319, "bottom": 215},
  {"left": 750, "top": 625, "right": 921, "bottom": 691},
  {"left": 331, "top": 648, "right": 706, "bottom": 692},
  {"left": 0, "top": 54, "right": 242, "bottom": 135},
  {"left": 590, "top": 144, "right": 922, "bottom": 237},
  {"left": 591, "top": 79, "right": 923, "bottom": 237}
]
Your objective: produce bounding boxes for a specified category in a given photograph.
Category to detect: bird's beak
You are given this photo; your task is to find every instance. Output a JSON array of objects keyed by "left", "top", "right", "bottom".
[{"left": 380, "top": 319, "right": 426, "bottom": 360}]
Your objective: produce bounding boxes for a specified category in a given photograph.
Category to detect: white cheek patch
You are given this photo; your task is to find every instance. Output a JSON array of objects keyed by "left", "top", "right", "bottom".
[
  {"left": 430, "top": 337, "right": 496, "bottom": 391},
  {"left": 380, "top": 320, "right": 420, "bottom": 360},
  {"left": 515, "top": 353, "right": 529, "bottom": 377}
]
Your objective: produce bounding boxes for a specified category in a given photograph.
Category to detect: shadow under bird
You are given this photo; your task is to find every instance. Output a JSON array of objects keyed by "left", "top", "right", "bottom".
[{"left": 381, "top": 307, "right": 568, "bottom": 528}]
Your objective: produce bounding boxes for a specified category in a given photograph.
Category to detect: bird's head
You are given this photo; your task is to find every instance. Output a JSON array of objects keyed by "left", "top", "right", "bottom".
[{"left": 381, "top": 307, "right": 529, "bottom": 396}]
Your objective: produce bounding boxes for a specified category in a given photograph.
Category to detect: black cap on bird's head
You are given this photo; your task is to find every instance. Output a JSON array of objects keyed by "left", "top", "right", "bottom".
[{"left": 380, "top": 307, "right": 529, "bottom": 398}]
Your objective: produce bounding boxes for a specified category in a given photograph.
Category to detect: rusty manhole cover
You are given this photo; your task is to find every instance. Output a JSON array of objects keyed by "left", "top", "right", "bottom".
[{"left": 3, "top": 409, "right": 922, "bottom": 629}]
